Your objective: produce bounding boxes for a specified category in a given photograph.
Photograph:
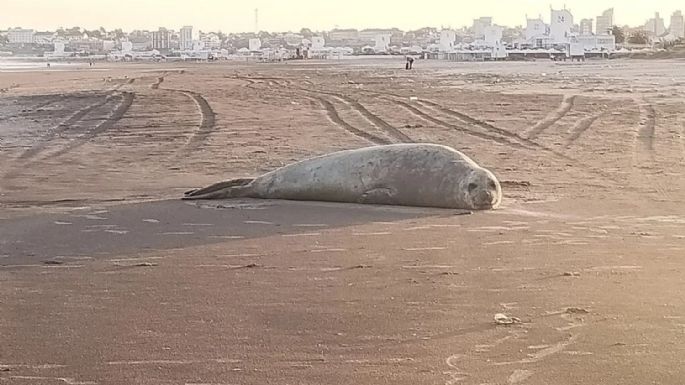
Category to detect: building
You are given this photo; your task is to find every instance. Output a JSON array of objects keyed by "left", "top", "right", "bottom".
[
  {"left": 311, "top": 36, "right": 325, "bottom": 49},
  {"left": 439, "top": 29, "right": 456, "bottom": 52},
  {"left": 525, "top": 17, "right": 548, "bottom": 43},
  {"left": 7, "top": 28, "right": 34, "bottom": 44},
  {"left": 645, "top": 12, "right": 666, "bottom": 36},
  {"left": 472, "top": 17, "right": 492, "bottom": 39},
  {"left": 180, "top": 26, "right": 193, "bottom": 50},
  {"left": 596, "top": 8, "right": 614, "bottom": 35},
  {"left": 483, "top": 26, "right": 503, "bottom": 47},
  {"left": 359, "top": 28, "right": 397, "bottom": 43},
  {"left": 152, "top": 28, "right": 172, "bottom": 50},
  {"left": 67, "top": 38, "right": 104, "bottom": 53},
  {"left": 200, "top": 32, "right": 222, "bottom": 49},
  {"left": 373, "top": 34, "right": 391, "bottom": 52},
  {"left": 575, "top": 34, "right": 616, "bottom": 51},
  {"left": 670, "top": 11, "right": 684, "bottom": 39},
  {"left": 328, "top": 28, "right": 358, "bottom": 41},
  {"left": 102, "top": 40, "right": 116, "bottom": 51},
  {"left": 580, "top": 19, "right": 593, "bottom": 36},
  {"left": 32, "top": 32, "right": 55, "bottom": 45},
  {"left": 550, "top": 8, "right": 574, "bottom": 43},
  {"left": 283, "top": 32, "right": 304, "bottom": 46},
  {"left": 248, "top": 38, "right": 261, "bottom": 51},
  {"left": 121, "top": 41, "right": 133, "bottom": 52}
]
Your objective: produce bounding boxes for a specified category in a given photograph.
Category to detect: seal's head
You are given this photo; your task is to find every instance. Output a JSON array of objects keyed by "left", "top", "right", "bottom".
[{"left": 460, "top": 168, "right": 502, "bottom": 210}]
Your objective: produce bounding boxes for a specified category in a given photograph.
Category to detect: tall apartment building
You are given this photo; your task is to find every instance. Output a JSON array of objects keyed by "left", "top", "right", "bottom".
[
  {"left": 596, "top": 8, "right": 614, "bottom": 35},
  {"left": 180, "top": 26, "right": 193, "bottom": 50},
  {"left": 580, "top": 19, "right": 593, "bottom": 36},
  {"left": 670, "top": 10, "right": 684, "bottom": 38},
  {"left": 152, "top": 28, "right": 172, "bottom": 50}
]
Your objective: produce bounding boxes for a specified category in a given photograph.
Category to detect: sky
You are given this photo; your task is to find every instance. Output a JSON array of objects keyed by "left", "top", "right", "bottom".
[{"left": 2, "top": 0, "right": 683, "bottom": 33}]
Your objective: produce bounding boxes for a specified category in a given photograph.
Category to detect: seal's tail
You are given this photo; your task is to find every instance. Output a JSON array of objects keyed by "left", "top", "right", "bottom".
[{"left": 183, "top": 178, "right": 254, "bottom": 200}]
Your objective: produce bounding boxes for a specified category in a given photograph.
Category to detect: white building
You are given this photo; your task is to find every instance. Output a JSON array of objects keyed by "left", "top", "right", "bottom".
[
  {"left": 492, "top": 41, "right": 507, "bottom": 59},
  {"left": 580, "top": 19, "right": 593, "bottom": 36},
  {"left": 670, "top": 11, "right": 684, "bottom": 39},
  {"left": 121, "top": 41, "right": 133, "bottom": 52},
  {"left": 483, "top": 26, "right": 503, "bottom": 47},
  {"left": 32, "top": 32, "right": 55, "bottom": 45},
  {"left": 374, "top": 34, "right": 391, "bottom": 52},
  {"left": 550, "top": 8, "right": 574, "bottom": 43},
  {"left": 54, "top": 42, "right": 65, "bottom": 54},
  {"left": 200, "top": 32, "right": 221, "bottom": 49},
  {"left": 472, "top": 17, "right": 492, "bottom": 39},
  {"left": 645, "top": 13, "right": 666, "bottom": 36},
  {"left": 248, "top": 38, "right": 261, "bottom": 51},
  {"left": 439, "top": 29, "right": 456, "bottom": 52},
  {"left": 152, "top": 28, "right": 172, "bottom": 50},
  {"left": 180, "top": 26, "right": 193, "bottom": 50},
  {"left": 596, "top": 8, "right": 614, "bottom": 35},
  {"left": 311, "top": 36, "right": 325, "bottom": 49},
  {"left": 360, "top": 29, "right": 395, "bottom": 43},
  {"left": 192, "top": 41, "right": 205, "bottom": 51},
  {"left": 575, "top": 34, "right": 616, "bottom": 51},
  {"left": 526, "top": 18, "right": 547, "bottom": 41},
  {"left": 328, "top": 29, "right": 358, "bottom": 41},
  {"left": 8, "top": 28, "right": 34, "bottom": 44}
]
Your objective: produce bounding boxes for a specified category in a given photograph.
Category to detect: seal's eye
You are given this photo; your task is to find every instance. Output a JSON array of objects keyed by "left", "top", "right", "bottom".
[
  {"left": 468, "top": 183, "right": 478, "bottom": 192},
  {"left": 488, "top": 181, "right": 497, "bottom": 189}
]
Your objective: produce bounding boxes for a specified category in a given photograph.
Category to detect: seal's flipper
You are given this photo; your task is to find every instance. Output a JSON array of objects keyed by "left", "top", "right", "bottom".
[
  {"left": 358, "top": 187, "right": 398, "bottom": 205},
  {"left": 183, "top": 178, "right": 254, "bottom": 200}
]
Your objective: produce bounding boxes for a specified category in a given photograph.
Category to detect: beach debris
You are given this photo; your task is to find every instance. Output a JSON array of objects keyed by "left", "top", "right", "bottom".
[
  {"left": 565, "top": 307, "right": 589, "bottom": 314},
  {"left": 134, "top": 262, "right": 158, "bottom": 267},
  {"left": 494, "top": 313, "right": 521, "bottom": 325}
]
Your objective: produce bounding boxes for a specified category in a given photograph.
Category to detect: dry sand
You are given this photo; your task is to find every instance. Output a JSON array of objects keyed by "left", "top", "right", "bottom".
[{"left": 1, "top": 58, "right": 684, "bottom": 384}]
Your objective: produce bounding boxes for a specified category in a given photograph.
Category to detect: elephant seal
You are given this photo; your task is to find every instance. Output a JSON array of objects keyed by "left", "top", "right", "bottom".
[{"left": 183, "top": 144, "right": 502, "bottom": 210}]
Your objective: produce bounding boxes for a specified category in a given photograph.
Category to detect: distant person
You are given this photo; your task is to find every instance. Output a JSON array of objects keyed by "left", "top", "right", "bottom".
[
  {"left": 406, "top": 56, "right": 415, "bottom": 70},
  {"left": 47, "top": 63, "right": 50, "bottom": 68}
]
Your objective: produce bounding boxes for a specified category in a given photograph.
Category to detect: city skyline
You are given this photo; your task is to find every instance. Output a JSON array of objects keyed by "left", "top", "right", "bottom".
[{"left": 2, "top": 0, "right": 685, "bottom": 33}]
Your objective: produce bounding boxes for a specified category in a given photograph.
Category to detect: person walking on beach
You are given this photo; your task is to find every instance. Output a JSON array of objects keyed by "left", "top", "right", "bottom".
[{"left": 406, "top": 56, "right": 414, "bottom": 70}]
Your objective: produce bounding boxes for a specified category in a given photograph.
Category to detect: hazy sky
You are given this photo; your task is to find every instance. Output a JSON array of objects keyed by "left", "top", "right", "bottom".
[{"left": 3, "top": 0, "right": 683, "bottom": 32}]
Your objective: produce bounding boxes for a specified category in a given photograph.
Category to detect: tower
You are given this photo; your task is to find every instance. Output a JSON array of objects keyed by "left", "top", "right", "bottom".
[{"left": 255, "top": 8, "right": 259, "bottom": 34}]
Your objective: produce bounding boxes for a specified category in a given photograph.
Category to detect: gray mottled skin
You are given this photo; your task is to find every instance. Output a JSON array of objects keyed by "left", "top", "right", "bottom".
[{"left": 183, "top": 144, "right": 502, "bottom": 210}]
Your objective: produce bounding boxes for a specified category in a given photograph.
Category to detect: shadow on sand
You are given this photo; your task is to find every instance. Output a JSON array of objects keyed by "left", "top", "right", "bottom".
[{"left": 0, "top": 198, "right": 468, "bottom": 265}]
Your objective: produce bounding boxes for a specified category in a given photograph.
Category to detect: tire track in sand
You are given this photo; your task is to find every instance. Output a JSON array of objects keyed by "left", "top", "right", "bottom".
[
  {"left": 340, "top": 97, "right": 414, "bottom": 143},
  {"left": 285, "top": 85, "right": 412, "bottom": 143},
  {"left": 526, "top": 94, "right": 576, "bottom": 139},
  {"left": 247, "top": 81, "right": 396, "bottom": 145},
  {"left": 150, "top": 73, "right": 167, "bottom": 89},
  {"left": 325, "top": 94, "right": 413, "bottom": 143},
  {"left": 632, "top": 98, "right": 674, "bottom": 200},
  {"left": 180, "top": 90, "right": 217, "bottom": 150},
  {"left": 388, "top": 97, "right": 529, "bottom": 150},
  {"left": 16, "top": 92, "right": 117, "bottom": 161},
  {"left": 45, "top": 92, "right": 135, "bottom": 159},
  {"left": 311, "top": 96, "right": 391, "bottom": 145},
  {"left": 368, "top": 91, "right": 578, "bottom": 160},
  {"left": 636, "top": 99, "right": 656, "bottom": 156},
  {"left": 681, "top": 121, "right": 685, "bottom": 157},
  {"left": 152, "top": 82, "right": 217, "bottom": 152},
  {"left": 566, "top": 112, "right": 604, "bottom": 147}
]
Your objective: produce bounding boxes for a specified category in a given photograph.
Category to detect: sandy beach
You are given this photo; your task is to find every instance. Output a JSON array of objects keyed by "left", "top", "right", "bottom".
[{"left": 1, "top": 58, "right": 684, "bottom": 384}]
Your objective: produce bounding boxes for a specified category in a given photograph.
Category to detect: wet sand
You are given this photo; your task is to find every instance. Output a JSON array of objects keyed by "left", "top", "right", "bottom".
[{"left": 1, "top": 59, "right": 685, "bottom": 384}]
